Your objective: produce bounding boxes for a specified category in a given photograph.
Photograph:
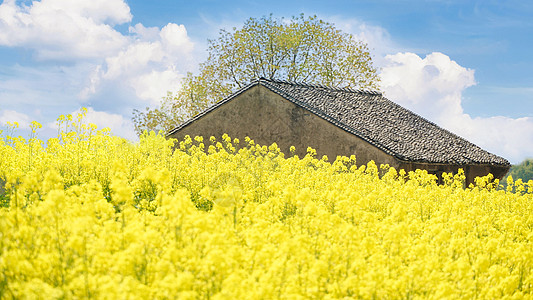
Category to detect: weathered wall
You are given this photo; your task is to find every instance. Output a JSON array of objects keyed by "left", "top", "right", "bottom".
[
  {"left": 168, "top": 85, "right": 398, "bottom": 168},
  {"left": 168, "top": 85, "right": 509, "bottom": 184}
]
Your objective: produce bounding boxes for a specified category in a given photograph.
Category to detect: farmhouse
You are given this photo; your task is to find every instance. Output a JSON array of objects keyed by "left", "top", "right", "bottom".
[{"left": 167, "top": 78, "right": 510, "bottom": 184}]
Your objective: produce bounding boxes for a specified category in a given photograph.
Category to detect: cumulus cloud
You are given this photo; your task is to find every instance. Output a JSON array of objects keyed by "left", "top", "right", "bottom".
[
  {"left": 129, "top": 23, "right": 160, "bottom": 41},
  {"left": 82, "top": 107, "right": 137, "bottom": 141},
  {"left": 130, "top": 68, "right": 182, "bottom": 104},
  {"left": 381, "top": 52, "right": 475, "bottom": 122},
  {"left": 0, "top": 0, "right": 195, "bottom": 104},
  {"left": 381, "top": 52, "right": 533, "bottom": 164},
  {"left": 0, "top": 0, "right": 131, "bottom": 60},
  {"left": 0, "top": 109, "right": 32, "bottom": 129},
  {"left": 0, "top": 0, "right": 196, "bottom": 141},
  {"left": 47, "top": 107, "right": 137, "bottom": 141},
  {"left": 81, "top": 23, "right": 194, "bottom": 105}
]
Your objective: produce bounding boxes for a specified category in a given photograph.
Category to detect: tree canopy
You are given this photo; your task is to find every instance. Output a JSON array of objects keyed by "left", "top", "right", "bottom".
[
  {"left": 505, "top": 158, "right": 533, "bottom": 183},
  {"left": 132, "top": 14, "right": 381, "bottom": 135}
]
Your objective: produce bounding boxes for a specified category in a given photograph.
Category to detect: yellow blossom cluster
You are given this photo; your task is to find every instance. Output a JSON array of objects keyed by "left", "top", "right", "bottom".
[{"left": 1, "top": 111, "right": 533, "bottom": 299}]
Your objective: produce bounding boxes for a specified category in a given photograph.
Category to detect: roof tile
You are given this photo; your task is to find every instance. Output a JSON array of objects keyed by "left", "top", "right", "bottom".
[
  {"left": 259, "top": 78, "right": 510, "bottom": 166},
  {"left": 168, "top": 77, "right": 510, "bottom": 166}
]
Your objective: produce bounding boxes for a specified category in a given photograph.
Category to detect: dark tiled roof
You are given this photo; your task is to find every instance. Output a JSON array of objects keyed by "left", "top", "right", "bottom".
[{"left": 169, "top": 78, "right": 510, "bottom": 166}]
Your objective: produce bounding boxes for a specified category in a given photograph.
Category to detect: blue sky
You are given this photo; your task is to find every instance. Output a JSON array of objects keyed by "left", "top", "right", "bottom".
[{"left": 0, "top": 0, "right": 532, "bottom": 163}]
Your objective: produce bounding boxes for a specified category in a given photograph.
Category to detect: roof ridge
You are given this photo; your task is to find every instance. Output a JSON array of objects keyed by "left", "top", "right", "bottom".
[{"left": 257, "top": 77, "right": 382, "bottom": 96}]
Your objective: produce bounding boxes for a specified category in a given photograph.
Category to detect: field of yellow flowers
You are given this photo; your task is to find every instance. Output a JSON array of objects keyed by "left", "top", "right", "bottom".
[{"left": 1, "top": 110, "right": 533, "bottom": 299}]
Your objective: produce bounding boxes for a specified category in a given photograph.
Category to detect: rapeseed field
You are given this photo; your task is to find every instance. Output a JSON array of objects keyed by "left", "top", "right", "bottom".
[{"left": 1, "top": 110, "right": 532, "bottom": 299}]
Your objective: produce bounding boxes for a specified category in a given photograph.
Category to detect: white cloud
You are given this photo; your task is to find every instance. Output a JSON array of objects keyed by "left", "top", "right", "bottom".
[
  {"left": 349, "top": 22, "right": 394, "bottom": 54},
  {"left": 0, "top": 0, "right": 196, "bottom": 141},
  {"left": 381, "top": 52, "right": 533, "bottom": 164},
  {"left": 83, "top": 107, "right": 137, "bottom": 141},
  {"left": 129, "top": 23, "right": 160, "bottom": 41},
  {"left": 37, "top": 0, "right": 131, "bottom": 24},
  {"left": 160, "top": 23, "right": 194, "bottom": 53},
  {"left": 103, "top": 42, "right": 165, "bottom": 79},
  {"left": 130, "top": 68, "right": 183, "bottom": 105},
  {"left": 49, "top": 107, "right": 138, "bottom": 141},
  {"left": 86, "top": 22, "right": 194, "bottom": 105},
  {"left": 0, "top": 0, "right": 131, "bottom": 60},
  {"left": 0, "top": 109, "right": 31, "bottom": 129},
  {"left": 0, "top": 0, "right": 194, "bottom": 105},
  {"left": 327, "top": 16, "right": 401, "bottom": 67},
  {"left": 381, "top": 52, "right": 475, "bottom": 122},
  {"left": 0, "top": 107, "right": 137, "bottom": 142},
  {"left": 453, "top": 115, "right": 533, "bottom": 164},
  {"left": 79, "top": 65, "right": 103, "bottom": 100}
]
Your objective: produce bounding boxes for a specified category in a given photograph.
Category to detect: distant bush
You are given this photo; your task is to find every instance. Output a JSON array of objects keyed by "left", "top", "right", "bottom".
[{"left": 504, "top": 158, "right": 533, "bottom": 184}]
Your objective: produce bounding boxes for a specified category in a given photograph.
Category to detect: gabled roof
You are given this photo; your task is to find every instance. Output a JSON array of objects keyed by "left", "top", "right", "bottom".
[{"left": 168, "top": 78, "right": 510, "bottom": 166}]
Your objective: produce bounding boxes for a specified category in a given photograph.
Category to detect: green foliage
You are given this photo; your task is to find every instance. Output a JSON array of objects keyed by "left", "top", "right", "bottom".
[
  {"left": 132, "top": 14, "right": 381, "bottom": 135},
  {"left": 504, "top": 158, "right": 533, "bottom": 183}
]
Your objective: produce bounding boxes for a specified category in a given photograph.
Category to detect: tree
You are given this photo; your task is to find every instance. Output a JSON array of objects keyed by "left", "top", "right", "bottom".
[
  {"left": 132, "top": 14, "right": 381, "bottom": 135},
  {"left": 504, "top": 158, "right": 533, "bottom": 183}
]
